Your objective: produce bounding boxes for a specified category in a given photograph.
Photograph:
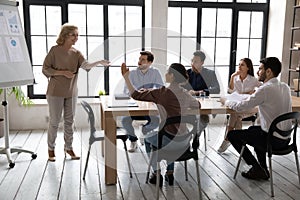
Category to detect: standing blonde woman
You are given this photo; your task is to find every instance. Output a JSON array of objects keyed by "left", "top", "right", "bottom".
[
  {"left": 218, "top": 58, "right": 261, "bottom": 153},
  {"left": 43, "top": 23, "right": 110, "bottom": 161}
]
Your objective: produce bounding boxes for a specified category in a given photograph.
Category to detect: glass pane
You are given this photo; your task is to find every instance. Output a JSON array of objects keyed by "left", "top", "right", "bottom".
[
  {"left": 215, "top": 67, "right": 228, "bottom": 95},
  {"left": 88, "top": 67, "right": 106, "bottom": 96},
  {"left": 203, "top": 0, "right": 233, "bottom": 2},
  {"left": 250, "top": 12, "right": 263, "bottom": 38},
  {"left": 201, "top": 8, "right": 216, "bottom": 37},
  {"left": 87, "top": 5, "right": 103, "bottom": 35},
  {"left": 182, "top": 8, "right": 197, "bottom": 37},
  {"left": 75, "top": 36, "right": 87, "bottom": 58},
  {"left": 109, "top": 37, "right": 125, "bottom": 64},
  {"left": 167, "top": 37, "right": 181, "bottom": 65},
  {"left": 109, "top": 67, "right": 124, "bottom": 94},
  {"left": 77, "top": 69, "right": 88, "bottom": 96},
  {"left": 168, "top": 7, "right": 181, "bottom": 37},
  {"left": 126, "top": 37, "right": 142, "bottom": 59},
  {"left": 124, "top": 50, "right": 140, "bottom": 68},
  {"left": 109, "top": 6, "right": 125, "bottom": 36},
  {"left": 30, "top": 6, "right": 45, "bottom": 35},
  {"left": 238, "top": 11, "right": 251, "bottom": 38},
  {"left": 33, "top": 65, "right": 47, "bottom": 94},
  {"left": 249, "top": 39, "right": 262, "bottom": 66},
  {"left": 47, "top": 36, "right": 57, "bottom": 49},
  {"left": 181, "top": 37, "right": 197, "bottom": 64},
  {"left": 31, "top": 36, "right": 46, "bottom": 65},
  {"left": 46, "top": 6, "right": 61, "bottom": 35},
  {"left": 200, "top": 38, "right": 215, "bottom": 66},
  {"left": 87, "top": 37, "right": 104, "bottom": 61},
  {"left": 236, "top": 38, "right": 249, "bottom": 66},
  {"left": 217, "top": 9, "right": 232, "bottom": 37},
  {"left": 77, "top": 68, "right": 107, "bottom": 97},
  {"left": 215, "top": 38, "right": 230, "bottom": 65},
  {"left": 68, "top": 4, "right": 86, "bottom": 35},
  {"left": 237, "top": 0, "right": 266, "bottom": 2},
  {"left": 126, "top": 6, "right": 142, "bottom": 36}
]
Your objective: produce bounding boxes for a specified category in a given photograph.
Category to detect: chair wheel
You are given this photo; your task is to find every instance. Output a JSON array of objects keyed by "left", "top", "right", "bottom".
[
  {"left": 32, "top": 154, "right": 37, "bottom": 159},
  {"left": 9, "top": 162, "right": 15, "bottom": 168}
]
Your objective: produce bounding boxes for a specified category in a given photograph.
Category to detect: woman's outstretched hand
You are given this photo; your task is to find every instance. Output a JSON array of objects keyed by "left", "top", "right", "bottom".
[{"left": 100, "top": 60, "right": 111, "bottom": 67}]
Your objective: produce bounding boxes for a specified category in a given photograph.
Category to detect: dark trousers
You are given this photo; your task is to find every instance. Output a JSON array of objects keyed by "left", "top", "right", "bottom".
[{"left": 227, "top": 126, "right": 289, "bottom": 170}]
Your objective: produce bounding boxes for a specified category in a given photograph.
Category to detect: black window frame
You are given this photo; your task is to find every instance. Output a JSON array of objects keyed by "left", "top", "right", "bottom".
[
  {"left": 168, "top": 0, "right": 269, "bottom": 80},
  {"left": 23, "top": 0, "right": 145, "bottom": 99}
]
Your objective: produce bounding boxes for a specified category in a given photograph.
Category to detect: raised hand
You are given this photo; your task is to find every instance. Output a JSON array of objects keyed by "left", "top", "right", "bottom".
[{"left": 121, "top": 62, "right": 129, "bottom": 77}]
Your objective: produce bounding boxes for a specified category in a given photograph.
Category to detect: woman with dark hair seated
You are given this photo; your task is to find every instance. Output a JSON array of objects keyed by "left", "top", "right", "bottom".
[{"left": 121, "top": 62, "right": 201, "bottom": 186}]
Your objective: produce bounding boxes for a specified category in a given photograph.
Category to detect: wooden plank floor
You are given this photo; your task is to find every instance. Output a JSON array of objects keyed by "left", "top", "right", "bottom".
[{"left": 0, "top": 124, "right": 300, "bottom": 200}]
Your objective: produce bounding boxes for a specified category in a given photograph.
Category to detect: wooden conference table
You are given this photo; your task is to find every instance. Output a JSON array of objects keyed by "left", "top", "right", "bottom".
[{"left": 100, "top": 95, "right": 300, "bottom": 185}]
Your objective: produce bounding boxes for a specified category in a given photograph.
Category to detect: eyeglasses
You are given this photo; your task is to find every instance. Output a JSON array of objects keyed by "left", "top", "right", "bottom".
[{"left": 69, "top": 33, "right": 79, "bottom": 37}]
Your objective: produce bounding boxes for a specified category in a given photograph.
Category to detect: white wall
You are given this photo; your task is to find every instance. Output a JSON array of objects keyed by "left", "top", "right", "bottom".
[
  {"left": 5, "top": 96, "right": 100, "bottom": 130},
  {"left": 266, "top": 0, "right": 287, "bottom": 59}
]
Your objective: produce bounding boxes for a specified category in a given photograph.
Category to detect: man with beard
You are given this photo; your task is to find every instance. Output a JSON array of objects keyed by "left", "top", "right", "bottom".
[
  {"left": 221, "top": 57, "right": 292, "bottom": 180},
  {"left": 122, "top": 51, "right": 164, "bottom": 152}
]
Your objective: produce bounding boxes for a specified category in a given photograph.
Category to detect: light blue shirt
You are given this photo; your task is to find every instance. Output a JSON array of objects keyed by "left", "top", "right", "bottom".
[{"left": 123, "top": 66, "right": 164, "bottom": 94}]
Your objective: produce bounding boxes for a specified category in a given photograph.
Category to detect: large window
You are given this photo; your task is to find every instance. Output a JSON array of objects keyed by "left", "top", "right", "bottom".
[
  {"left": 168, "top": 0, "right": 269, "bottom": 93},
  {"left": 24, "top": 0, "right": 269, "bottom": 98},
  {"left": 23, "top": 0, "right": 144, "bottom": 98}
]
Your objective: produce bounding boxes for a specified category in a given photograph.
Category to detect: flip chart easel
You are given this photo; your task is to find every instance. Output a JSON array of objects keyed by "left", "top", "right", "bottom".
[{"left": 0, "top": 0, "right": 37, "bottom": 168}]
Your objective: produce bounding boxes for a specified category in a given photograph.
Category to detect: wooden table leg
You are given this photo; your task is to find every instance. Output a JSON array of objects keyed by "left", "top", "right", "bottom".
[
  {"left": 104, "top": 113, "right": 117, "bottom": 185},
  {"left": 100, "top": 103, "right": 104, "bottom": 157}
]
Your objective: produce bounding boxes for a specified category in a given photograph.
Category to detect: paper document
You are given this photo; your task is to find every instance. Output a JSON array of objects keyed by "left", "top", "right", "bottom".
[
  {"left": 225, "top": 92, "right": 250, "bottom": 102},
  {"left": 107, "top": 99, "right": 138, "bottom": 108}
]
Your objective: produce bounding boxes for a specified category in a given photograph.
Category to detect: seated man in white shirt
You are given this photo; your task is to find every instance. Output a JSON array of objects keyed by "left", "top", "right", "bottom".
[{"left": 221, "top": 57, "right": 292, "bottom": 180}]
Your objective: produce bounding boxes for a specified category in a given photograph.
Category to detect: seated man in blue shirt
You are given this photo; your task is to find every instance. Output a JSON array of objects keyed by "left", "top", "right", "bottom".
[
  {"left": 122, "top": 51, "right": 164, "bottom": 152},
  {"left": 222, "top": 57, "right": 292, "bottom": 180},
  {"left": 184, "top": 50, "right": 221, "bottom": 134}
]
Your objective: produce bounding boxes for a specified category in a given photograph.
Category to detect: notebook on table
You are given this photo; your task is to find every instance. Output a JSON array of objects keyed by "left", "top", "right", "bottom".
[
  {"left": 114, "top": 93, "right": 131, "bottom": 100},
  {"left": 107, "top": 98, "right": 138, "bottom": 108}
]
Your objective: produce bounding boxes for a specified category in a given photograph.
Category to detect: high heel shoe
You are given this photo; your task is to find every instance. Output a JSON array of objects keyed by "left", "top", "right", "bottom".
[
  {"left": 65, "top": 150, "right": 80, "bottom": 160},
  {"left": 149, "top": 173, "right": 163, "bottom": 187},
  {"left": 48, "top": 150, "right": 56, "bottom": 162},
  {"left": 165, "top": 174, "right": 174, "bottom": 185}
]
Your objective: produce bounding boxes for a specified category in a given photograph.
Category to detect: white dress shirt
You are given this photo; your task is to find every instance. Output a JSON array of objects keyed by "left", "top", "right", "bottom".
[
  {"left": 225, "top": 78, "right": 292, "bottom": 137},
  {"left": 228, "top": 74, "right": 262, "bottom": 94}
]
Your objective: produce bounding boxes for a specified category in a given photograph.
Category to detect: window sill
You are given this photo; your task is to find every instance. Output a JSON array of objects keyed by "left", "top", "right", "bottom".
[{"left": 31, "top": 98, "right": 100, "bottom": 105}]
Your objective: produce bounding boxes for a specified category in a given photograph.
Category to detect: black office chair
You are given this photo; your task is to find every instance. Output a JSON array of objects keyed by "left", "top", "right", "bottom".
[
  {"left": 145, "top": 115, "right": 202, "bottom": 200},
  {"left": 233, "top": 111, "right": 300, "bottom": 197},
  {"left": 80, "top": 101, "right": 132, "bottom": 180},
  {"left": 197, "top": 115, "right": 208, "bottom": 151}
]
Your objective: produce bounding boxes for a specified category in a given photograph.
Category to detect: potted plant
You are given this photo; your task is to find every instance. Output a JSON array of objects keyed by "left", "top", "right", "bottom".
[
  {"left": 0, "top": 87, "right": 33, "bottom": 138},
  {"left": 0, "top": 87, "right": 33, "bottom": 106}
]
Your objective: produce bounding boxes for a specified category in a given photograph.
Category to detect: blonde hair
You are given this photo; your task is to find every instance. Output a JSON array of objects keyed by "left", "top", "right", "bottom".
[{"left": 56, "top": 23, "right": 78, "bottom": 45}]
